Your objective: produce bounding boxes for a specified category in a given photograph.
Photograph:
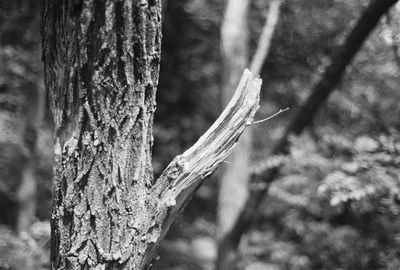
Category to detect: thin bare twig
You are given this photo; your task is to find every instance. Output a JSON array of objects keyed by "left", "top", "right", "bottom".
[{"left": 252, "top": 107, "right": 289, "bottom": 124}]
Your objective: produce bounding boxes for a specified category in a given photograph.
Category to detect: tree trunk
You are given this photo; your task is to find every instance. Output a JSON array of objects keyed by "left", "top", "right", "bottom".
[
  {"left": 218, "top": 1, "right": 250, "bottom": 269},
  {"left": 218, "top": 0, "right": 250, "bottom": 255},
  {"left": 0, "top": 0, "right": 41, "bottom": 231},
  {"left": 217, "top": 1, "right": 282, "bottom": 269},
  {"left": 43, "top": 0, "right": 163, "bottom": 268},
  {"left": 42, "top": 1, "right": 262, "bottom": 269},
  {"left": 218, "top": 0, "right": 399, "bottom": 267},
  {"left": 16, "top": 69, "right": 45, "bottom": 234}
]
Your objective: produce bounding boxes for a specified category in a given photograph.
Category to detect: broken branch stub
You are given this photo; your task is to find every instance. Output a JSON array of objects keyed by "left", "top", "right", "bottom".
[{"left": 152, "top": 69, "right": 261, "bottom": 227}]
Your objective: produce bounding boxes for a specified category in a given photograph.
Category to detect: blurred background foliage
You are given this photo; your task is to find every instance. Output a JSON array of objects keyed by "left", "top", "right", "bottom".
[{"left": 1, "top": 0, "right": 400, "bottom": 269}]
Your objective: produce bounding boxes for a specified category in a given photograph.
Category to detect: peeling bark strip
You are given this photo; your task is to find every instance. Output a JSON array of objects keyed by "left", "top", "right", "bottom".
[{"left": 42, "top": 0, "right": 261, "bottom": 268}]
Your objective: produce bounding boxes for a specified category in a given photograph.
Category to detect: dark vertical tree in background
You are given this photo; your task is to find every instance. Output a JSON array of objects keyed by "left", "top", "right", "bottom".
[
  {"left": 0, "top": 0, "right": 42, "bottom": 232},
  {"left": 219, "top": 0, "right": 399, "bottom": 267},
  {"left": 42, "top": 0, "right": 261, "bottom": 269}
]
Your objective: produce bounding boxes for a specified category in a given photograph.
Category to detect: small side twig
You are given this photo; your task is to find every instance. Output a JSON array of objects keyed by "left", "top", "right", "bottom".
[{"left": 252, "top": 107, "right": 289, "bottom": 124}]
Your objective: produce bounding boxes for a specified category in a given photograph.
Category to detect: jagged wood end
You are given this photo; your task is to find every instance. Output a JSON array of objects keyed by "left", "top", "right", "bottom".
[
  {"left": 153, "top": 68, "right": 261, "bottom": 212},
  {"left": 144, "top": 70, "right": 261, "bottom": 261}
]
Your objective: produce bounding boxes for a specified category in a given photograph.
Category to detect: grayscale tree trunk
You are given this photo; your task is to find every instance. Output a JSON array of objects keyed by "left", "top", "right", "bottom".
[
  {"left": 218, "top": 0, "right": 250, "bottom": 269},
  {"left": 217, "top": 0, "right": 282, "bottom": 268},
  {"left": 43, "top": 0, "right": 163, "bottom": 268},
  {"left": 42, "top": 1, "right": 262, "bottom": 269}
]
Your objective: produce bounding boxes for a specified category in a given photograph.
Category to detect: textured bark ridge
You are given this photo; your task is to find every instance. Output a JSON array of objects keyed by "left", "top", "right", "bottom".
[
  {"left": 42, "top": 0, "right": 261, "bottom": 269},
  {"left": 43, "top": 0, "right": 162, "bottom": 268}
]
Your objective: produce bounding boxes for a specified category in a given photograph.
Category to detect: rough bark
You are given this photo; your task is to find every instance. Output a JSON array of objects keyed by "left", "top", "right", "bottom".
[
  {"left": 42, "top": 1, "right": 261, "bottom": 268},
  {"left": 218, "top": 0, "right": 399, "bottom": 267},
  {"left": 43, "top": 0, "right": 162, "bottom": 268}
]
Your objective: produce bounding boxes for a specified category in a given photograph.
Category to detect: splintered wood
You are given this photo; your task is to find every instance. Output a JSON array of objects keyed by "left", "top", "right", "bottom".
[{"left": 153, "top": 69, "right": 261, "bottom": 238}]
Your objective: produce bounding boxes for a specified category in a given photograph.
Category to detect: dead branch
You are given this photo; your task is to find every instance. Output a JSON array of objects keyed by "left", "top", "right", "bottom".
[{"left": 152, "top": 68, "right": 261, "bottom": 237}]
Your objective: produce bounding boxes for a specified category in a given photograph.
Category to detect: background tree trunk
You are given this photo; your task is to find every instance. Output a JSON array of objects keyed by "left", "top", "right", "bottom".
[
  {"left": 217, "top": 1, "right": 282, "bottom": 269},
  {"left": 218, "top": 1, "right": 250, "bottom": 269},
  {"left": 16, "top": 72, "right": 44, "bottom": 234},
  {"left": 0, "top": 0, "right": 41, "bottom": 231},
  {"left": 218, "top": 0, "right": 399, "bottom": 267}
]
